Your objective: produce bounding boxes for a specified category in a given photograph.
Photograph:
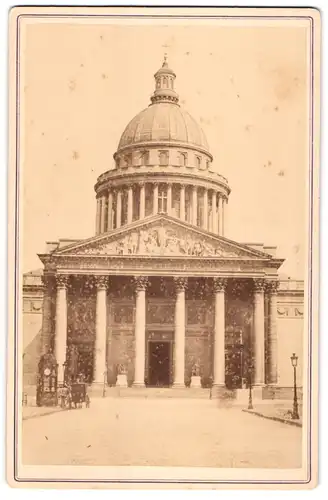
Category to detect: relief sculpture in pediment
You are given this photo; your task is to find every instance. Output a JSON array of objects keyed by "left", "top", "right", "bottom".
[{"left": 77, "top": 226, "right": 239, "bottom": 257}]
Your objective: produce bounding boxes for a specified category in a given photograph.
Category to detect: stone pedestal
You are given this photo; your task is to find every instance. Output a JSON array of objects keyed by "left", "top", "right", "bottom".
[
  {"left": 116, "top": 374, "right": 128, "bottom": 388},
  {"left": 190, "top": 376, "right": 201, "bottom": 388}
]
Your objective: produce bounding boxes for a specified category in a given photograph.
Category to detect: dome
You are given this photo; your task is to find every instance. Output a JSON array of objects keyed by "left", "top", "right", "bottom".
[
  {"left": 116, "top": 56, "right": 210, "bottom": 154},
  {"left": 117, "top": 103, "right": 209, "bottom": 152}
]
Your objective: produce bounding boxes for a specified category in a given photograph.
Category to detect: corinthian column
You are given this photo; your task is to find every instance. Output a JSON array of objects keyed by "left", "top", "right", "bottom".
[
  {"left": 192, "top": 186, "right": 198, "bottom": 225},
  {"left": 267, "top": 280, "right": 279, "bottom": 384},
  {"left": 253, "top": 278, "right": 265, "bottom": 386},
  {"left": 153, "top": 183, "right": 159, "bottom": 215},
  {"left": 95, "top": 198, "right": 101, "bottom": 235},
  {"left": 203, "top": 189, "right": 208, "bottom": 230},
  {"left": 211, "top": 191, "right": 217, "bottom": 234},
  {"left": 173, "top": 277, "right": 187, "bottom": 387},
  {"left": 94, "top": 276, "right": 108, "bottom": 384},
  {"left": 127, "top": 185, "right": 133, "bottom": 224},
  {"left": 107, "top": 190, "right": 113, "bottom": 231},
  {"left": 213, "top": 277, "right": 227, "bottom": 387},
  {"left": 116, "top": 189, "right": 122, "bottom": 228},
  {"left": 180, "top": 184, "right": 185, "bottom": 221},
  {"left": 167, "top": 183, "right": 172, "bottom": 216},
  {"left": 55, "top": 275, "right": 69, "bottom": 383},
  {"left": 41, "top": 275, "right": 54, "bottom": 355},
  {"left": 139, "top": 182, "right": 145, "bottom": 220},
  {"left": 133, "top": 276, "right": 149, "bottom": 387},
  {"left": 218, "top": 195, "right": 224, "bottom": 236},
  {"left": 100, "top": 194, "right": 106, "bottom": 233}
]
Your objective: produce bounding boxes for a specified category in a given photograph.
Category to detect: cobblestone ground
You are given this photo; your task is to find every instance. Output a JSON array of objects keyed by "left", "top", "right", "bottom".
[{"left": 22, "top": 398, "right": 302, "bottom": 468}]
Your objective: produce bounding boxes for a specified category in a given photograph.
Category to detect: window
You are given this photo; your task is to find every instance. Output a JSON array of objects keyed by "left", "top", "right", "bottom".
[
  {"left": 195, "top": 155, "right": 202, "bottom": 168},
  {"left": 140, "top": 150, "right": 149, "bottom": 166},
  {"left": 179, "top": 152, "right": 187, "bottom": 167},
  {"left": 159, "top": 150, "right": 169, "bottom": 166},
  {"left": 163, "top": 76, "right": 168, "bottom": 88},
  {"left": 158, "top": 188, "right": 168, "bottom": 213}
]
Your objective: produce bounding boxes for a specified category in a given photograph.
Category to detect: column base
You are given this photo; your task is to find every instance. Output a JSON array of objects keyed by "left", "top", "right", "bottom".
[
  {"left": 252, "top": 384, "right": 265, "bottom": 400},
  {"left": 212, "top": 384, "right": 228, "bottom": 400},
  {"left": 89, "top": 383, "right": 107, "bottom": 397},
  {"left": 172, "top": 382, "right": 186, "bottom": 389},
  {"left": 212, "top": 382, "right": 225, "bottom": 388},
  {"left": 132, "top": 382, "right": 146, "bottom": 388}
]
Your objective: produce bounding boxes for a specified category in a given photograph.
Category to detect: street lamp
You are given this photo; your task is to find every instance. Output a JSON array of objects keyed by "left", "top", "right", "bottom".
[
  {"left": 63, "top": 361, "right": 67, "bottom": 386},
  {"left": 290, "top": 353, "right": 300, "bottom": 420},
  {"left": 248, "top": 362, "right": 253, "bottom": 410}
]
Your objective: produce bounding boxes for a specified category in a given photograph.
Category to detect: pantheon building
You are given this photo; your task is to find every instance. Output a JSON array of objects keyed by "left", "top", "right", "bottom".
[{"left": 23, "top": 57, "right": 304, "bottom": 398}]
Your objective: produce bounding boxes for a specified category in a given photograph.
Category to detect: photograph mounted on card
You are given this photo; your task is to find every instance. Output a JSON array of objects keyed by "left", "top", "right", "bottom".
[{"left": 7, "top": 6, "right": 320, "bottom": 489}]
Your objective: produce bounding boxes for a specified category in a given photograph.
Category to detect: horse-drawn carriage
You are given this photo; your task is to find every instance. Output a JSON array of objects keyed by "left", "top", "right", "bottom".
[{"left": 58, "top": 381, "right": 90, "bottom": 409}]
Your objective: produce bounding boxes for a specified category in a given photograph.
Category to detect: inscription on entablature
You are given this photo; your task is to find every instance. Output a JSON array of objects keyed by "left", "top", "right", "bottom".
[
  {"left": 277, "top": 306, "right": 304, "bottom": 318},
  {"left": 57, "top": 257, "right": 262, "bottom": 273}
]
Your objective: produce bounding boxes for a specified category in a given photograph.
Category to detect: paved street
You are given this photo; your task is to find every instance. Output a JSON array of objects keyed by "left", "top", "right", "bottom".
[{"left": 22, "top": 398, "right": 302, "bottom": 468}]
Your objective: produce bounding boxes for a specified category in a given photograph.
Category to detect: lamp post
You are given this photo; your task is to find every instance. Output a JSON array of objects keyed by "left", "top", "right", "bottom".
[
  {"left": 248, "top": 361, "right": 253, "bottom": 410},
  {"left": 63, "top": 360, "right": 67, "bottom": 386},
  {"left": 290, "top": 353, "right": 299, "bottom": 420}
]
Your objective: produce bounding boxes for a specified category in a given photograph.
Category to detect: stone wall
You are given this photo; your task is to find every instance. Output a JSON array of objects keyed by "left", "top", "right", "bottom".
[{"left": 22, "top": 273, "right": 305, "bottom": 394}]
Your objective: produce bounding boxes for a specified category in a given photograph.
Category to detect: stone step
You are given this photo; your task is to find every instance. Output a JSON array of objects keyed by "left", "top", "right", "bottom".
[{"left": 102, "top": 387, "right": 213, "bottom": 399}]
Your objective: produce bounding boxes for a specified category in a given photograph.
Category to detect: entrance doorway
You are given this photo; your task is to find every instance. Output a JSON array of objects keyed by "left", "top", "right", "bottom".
[{"left": 148, "top": 341, "right": 171, "bottom": 387}]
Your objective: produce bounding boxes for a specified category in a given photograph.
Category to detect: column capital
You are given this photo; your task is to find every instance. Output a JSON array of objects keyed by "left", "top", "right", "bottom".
[
  {"left": 213, "top": 277, "right": 228, "bottom": 293},
  {"left": 253, "top": 278, "right": 266, "bottom": 293},
  {"left": 134, "top": 276, "right": 149, "bottom": 291},
  {"left": 173, "top": 276, "right": 188, "bottom": 291},
  {"left": 153, "top": 181, "right": 159, "bottom": 187},
  {"left": 138, "top": 181, "right": 145, "bottom": 187},
  {"left": 265, "top": 280, "right": 279, "bottom": 295},
  {"left": 55, "top": 275, "right": 69, "bottom": 289},
  {"left": 94, "top": 275, "right": 109, "bottom": 290}
]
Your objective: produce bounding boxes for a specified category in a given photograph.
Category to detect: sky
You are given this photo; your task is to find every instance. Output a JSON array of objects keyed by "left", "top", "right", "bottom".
[{"left": 21, "top": 19, "right": 310, "bottom": 278}]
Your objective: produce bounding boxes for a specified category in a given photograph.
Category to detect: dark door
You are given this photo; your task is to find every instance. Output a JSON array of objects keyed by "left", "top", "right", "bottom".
[{"left": 148, "top": 342, "right": 170, "bottom": 387}]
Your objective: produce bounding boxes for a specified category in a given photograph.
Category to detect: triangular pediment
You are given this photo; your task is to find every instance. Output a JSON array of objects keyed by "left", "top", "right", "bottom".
[{"left": 53, "top": 215, "right": 275, "bottom": 261}]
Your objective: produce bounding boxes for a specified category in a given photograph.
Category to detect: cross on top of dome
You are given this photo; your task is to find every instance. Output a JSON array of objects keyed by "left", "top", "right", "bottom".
[{"left": 151, "top": 55, "right": 179, "bottom": 105}]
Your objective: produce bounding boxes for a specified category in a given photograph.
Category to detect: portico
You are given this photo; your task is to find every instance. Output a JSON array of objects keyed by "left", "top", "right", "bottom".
[{"left": 39, "top": 214, "right": 282, "bottom": 393}]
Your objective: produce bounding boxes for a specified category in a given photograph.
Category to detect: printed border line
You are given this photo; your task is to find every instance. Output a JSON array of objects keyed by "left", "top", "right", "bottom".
[{"left": 13, "top": 12, "right": 315, "bottom": 485}]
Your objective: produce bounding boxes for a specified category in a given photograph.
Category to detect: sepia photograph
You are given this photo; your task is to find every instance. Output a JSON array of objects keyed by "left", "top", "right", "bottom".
[{"left": 7, "top": 6, "right": 320, "bottom": 489}]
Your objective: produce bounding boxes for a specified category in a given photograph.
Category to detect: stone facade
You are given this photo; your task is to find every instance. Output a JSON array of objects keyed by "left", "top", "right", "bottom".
[{"left": 23, "top": 268, "right": 304, "bottom": 397}]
